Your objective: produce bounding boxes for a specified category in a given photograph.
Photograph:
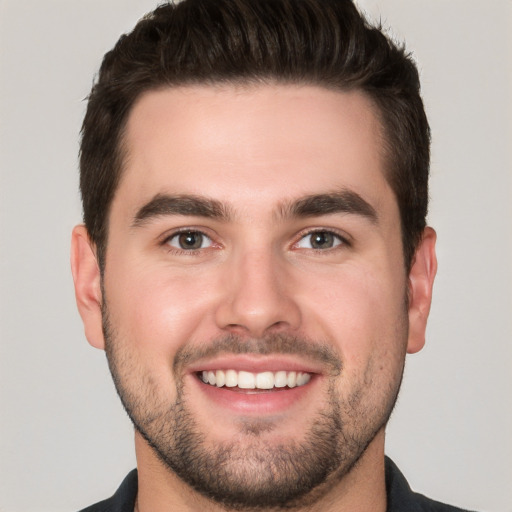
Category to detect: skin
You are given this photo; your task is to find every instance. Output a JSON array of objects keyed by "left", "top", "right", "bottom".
[{"left": 71, "top": 84, "right": 437, "bottom": 512}]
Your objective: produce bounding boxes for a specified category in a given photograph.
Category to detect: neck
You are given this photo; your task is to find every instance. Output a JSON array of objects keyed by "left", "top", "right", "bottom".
[{"left": 133, "top": 430, "right": 388, "bottom": 512}]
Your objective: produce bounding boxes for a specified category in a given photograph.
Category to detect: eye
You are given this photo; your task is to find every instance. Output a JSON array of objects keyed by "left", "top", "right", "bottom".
[
  {"left": 166, "top": 230, "right": 213, "bottom": 250},
  {"left": 295, "top": 230, "right": 345, "bottom": 250}
]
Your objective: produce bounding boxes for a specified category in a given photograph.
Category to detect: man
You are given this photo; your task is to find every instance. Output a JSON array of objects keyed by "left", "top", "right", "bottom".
[{"left": 70, "top": 0, "right": 472, "bottom": 511}]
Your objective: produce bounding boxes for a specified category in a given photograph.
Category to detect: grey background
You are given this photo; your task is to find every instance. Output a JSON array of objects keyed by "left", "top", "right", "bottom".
[{"left": 0, "top": 1, "right": 511, "bottom": 511}]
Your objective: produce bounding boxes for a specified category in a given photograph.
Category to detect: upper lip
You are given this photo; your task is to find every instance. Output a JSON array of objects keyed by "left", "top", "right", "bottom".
[{"left": 186, "top": 354, "right": 325, "bottom": 375}]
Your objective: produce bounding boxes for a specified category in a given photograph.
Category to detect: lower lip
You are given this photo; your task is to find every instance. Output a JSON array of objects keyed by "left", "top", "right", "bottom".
[{"left": 192, "top": 375, "right": 317, "bottom": 415}]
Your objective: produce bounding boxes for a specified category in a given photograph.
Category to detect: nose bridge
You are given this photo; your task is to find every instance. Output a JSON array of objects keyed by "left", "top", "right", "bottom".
[{"left": 215, "top": 243, "right": 301, "bottom": 336}]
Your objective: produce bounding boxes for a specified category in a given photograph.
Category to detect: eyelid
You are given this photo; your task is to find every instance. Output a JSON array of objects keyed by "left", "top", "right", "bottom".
[
  {"left": 159, "top": 227, "right": 220, "bottom": 252},
  {"left": 292, "top": 227, "right": 352, "bottom": 250}
]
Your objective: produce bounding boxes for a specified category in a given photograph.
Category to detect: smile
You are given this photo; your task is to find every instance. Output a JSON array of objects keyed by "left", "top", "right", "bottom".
[{"left": 199, "top": 370, "right": 312, "bottom": 390}]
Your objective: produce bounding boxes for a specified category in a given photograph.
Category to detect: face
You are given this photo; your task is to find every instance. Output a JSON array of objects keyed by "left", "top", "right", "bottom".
[{"left": 73, "top": 84, "right": 436, "bottom": 509}]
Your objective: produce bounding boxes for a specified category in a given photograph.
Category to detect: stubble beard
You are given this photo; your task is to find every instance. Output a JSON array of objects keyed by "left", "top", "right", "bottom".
[{"left": 102, "top": 305, "right": 407, "bottom": 511}]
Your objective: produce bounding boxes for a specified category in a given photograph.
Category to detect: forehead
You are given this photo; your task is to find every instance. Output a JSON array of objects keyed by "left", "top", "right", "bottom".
[{"left": 116, "top": 84, "right": 391, "bottom": 215}]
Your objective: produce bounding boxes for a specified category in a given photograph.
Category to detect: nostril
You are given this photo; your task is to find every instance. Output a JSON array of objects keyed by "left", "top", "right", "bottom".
[{"left": 222, "top": 319, "right": 292, "bottom": 339}]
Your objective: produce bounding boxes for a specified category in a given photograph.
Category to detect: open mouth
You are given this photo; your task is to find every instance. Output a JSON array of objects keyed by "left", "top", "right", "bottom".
[
  {"left": 192, "top": 363, "right": 319, "bottom": 414},
  {"left": 198, "top": 370, "right": 312, "bottom": 390}
]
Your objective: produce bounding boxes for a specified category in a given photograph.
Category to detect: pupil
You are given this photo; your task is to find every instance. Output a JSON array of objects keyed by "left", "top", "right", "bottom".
[
  {"left": 179, "top": 231, "right": 202, "bottom": 249},
  {"left": 312, "top": 232, "right": 333, "bottom": 249}
]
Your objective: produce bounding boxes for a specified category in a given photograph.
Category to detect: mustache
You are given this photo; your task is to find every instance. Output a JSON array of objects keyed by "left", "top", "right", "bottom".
[{"left": 173, "top": 333, "right": 342, "bottom": 376}]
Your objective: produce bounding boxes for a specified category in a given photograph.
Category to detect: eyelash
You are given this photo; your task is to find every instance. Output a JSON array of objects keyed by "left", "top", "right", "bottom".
[
  {"left": 293, "top": 229, "right": 351, "bottom": 251},
  {"left": 160, "top": 229, "right": 216, "bottom": 255},
  {"left": 160, "top": 227, "right": 351, "bottom": 255}
]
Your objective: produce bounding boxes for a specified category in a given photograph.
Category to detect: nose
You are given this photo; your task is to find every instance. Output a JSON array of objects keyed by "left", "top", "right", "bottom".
[{"left": 214, "top": 248, "right": 302, "bottom": 338}]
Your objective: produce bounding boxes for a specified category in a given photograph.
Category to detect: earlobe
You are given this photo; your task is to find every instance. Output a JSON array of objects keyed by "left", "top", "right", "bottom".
[
  {"left": 70, "top": 225, "right": 105, "bottom": 350},
  {"left": 407, "top": 227, "right": 438, "bottom": 354}
]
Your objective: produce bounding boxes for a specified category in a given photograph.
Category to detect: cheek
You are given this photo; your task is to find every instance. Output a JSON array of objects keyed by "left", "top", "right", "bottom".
[
  {"left": 298, "top": 262, "right": 407, "bottom": 364},
  {"left": 302, "top": 265, "right": 408, "bottom": 412},
  {"left": 103, "top": 266, "right": 220, "bottom": 400},
  {"left": 104, "top": 263, "right": 220, "bottom": 354}
]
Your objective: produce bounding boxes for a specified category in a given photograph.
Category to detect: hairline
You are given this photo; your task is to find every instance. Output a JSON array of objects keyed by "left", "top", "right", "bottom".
[{"left": 97, "top": 78, "right": 401, "bottom": 270}]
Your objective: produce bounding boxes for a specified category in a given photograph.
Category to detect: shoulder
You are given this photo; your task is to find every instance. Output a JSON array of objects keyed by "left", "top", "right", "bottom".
[
  {"left": 411, "top": 492, "right": 476, "bottom": 512},
  {"left": 385, "top": 457, "right": 477, "bottom": 512},
  {"left": 77, "top": 469, "right": 138, "bottom": 512}
]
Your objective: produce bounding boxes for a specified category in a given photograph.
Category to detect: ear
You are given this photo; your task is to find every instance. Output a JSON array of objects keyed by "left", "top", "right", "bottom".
[
  {"left": 407, "top": 227, "right": 438, "bottom": 354},
  {"left": 70, "top": 225, "right": 105, "bottom": 350}
]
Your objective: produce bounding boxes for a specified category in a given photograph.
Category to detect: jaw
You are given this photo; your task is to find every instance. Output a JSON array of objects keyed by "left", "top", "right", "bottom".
[
  {"left": 127, "top": 349, "right": 397, "bottom": 512},
  {"left": 133, "top": 421, "right": 389, "bottom": 512}
]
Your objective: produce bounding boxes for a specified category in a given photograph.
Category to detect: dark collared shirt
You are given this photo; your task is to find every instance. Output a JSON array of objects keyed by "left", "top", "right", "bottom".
[{"left": 78, "top": 457, "right": 475, "bottom": 512}]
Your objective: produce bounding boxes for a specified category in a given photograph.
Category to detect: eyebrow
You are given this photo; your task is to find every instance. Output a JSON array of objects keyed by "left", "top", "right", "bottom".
[
  {"left": 132, "top": 189, "right": 378, "bottom": 228},
  {"left": 278, "top": 190, "right": 378, "bottom": 224},
  {"left": 132, "top": 193, "right": 231, "bottom": 227}
]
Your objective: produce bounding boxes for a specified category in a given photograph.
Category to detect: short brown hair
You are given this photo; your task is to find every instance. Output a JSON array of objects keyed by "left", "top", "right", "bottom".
[{"left": 80, "top": 0, "right": 430, "bottom": 269}]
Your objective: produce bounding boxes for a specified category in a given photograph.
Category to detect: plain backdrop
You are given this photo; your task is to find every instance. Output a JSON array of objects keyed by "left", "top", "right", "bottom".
[{"left": 0, "top": 1, "right": 511, "bottom": 511}]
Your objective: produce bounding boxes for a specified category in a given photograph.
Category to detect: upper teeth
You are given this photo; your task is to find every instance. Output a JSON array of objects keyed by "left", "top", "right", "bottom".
[{"left": 200, "top": 370, "right": 311, "bottom": 389}]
